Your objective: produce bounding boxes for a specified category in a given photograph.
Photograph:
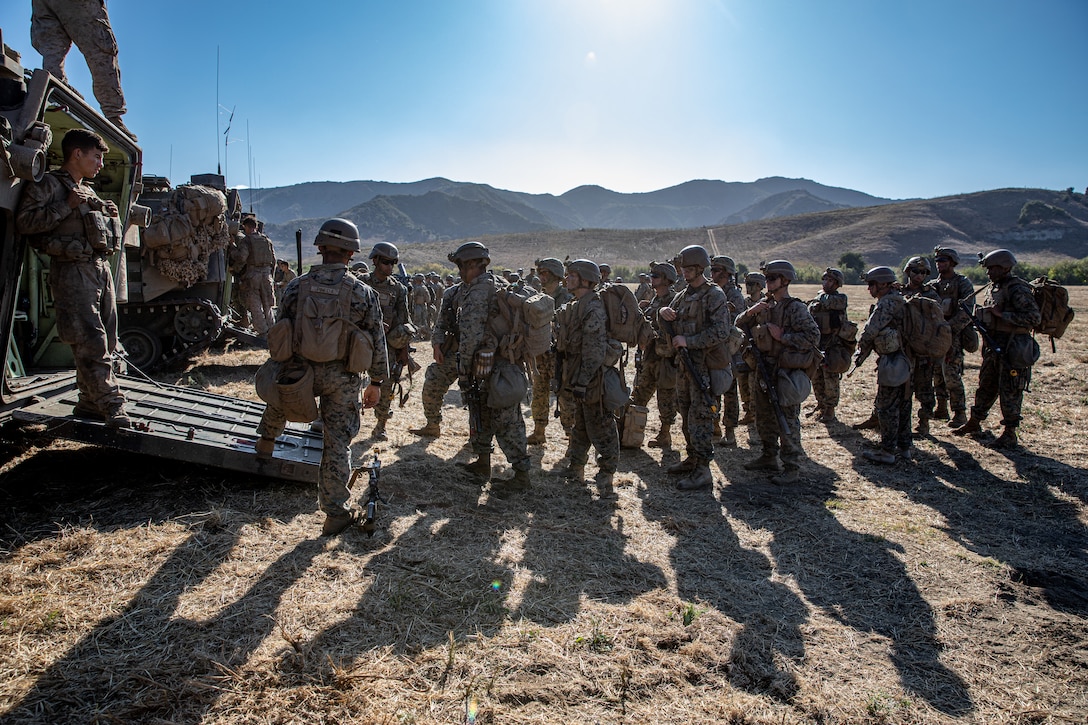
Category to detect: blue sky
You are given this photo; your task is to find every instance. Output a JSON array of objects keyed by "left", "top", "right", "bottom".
[{"left": 5, "top": 0, "right": 1086, "bottom": 200}]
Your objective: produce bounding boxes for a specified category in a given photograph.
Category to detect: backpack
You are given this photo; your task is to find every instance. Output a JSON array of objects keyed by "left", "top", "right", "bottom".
[
  {"left": 495, "top": 285, "right": 556, "bottom": 367},
  {"left": 1030, "top": 277, "right": 1074, "bottom": 346},
  {"left": 142, "top": 184, "right": 231, "bottom": 286},
  {"left": 901, "top": 295, "right": 952, "bottom": 360},
  {"left": 601, "top": 284, "right": 650, "bottom": 345},
  {"left": 267, "top": 275, "right": 372, "bottom": 372}
]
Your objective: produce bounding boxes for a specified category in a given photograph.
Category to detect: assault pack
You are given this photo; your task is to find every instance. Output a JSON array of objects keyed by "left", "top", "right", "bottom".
[
  {"left": 142, "top": 184, "right": 232, "bottom": 286},
  {"left": 901, "top": 295, "right": 953, "bottom": 360},
  {"left": 267, "top": 275, "right": 373, "bottom": 373},
  {"left": 601, "top": 284, "right": 652, "bottom": 346},
  {"left": 1030, "top": 276, "right": 1075, "bottom": 350},
  {"left": 494, "top": 284, "right": 556, "bottom": 368}
]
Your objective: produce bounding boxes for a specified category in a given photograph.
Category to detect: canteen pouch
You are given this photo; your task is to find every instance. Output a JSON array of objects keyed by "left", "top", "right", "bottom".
[
  {"left": 345, "top": 329, "right": 375, "bottom": 374},
  {"left": 1005, "top": 333, "right": 1040, "bottom": 369},
  {"left": 266, "top": 319, "right": 294, "bottom": 362}
]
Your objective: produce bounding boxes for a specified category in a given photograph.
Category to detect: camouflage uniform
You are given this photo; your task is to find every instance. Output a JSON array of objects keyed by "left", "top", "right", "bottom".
[
  {"left": 419, "top": 285, "right": 461, "bottom": 428},
  {"left": 932, "top": 273, "right": 976, "bottom": 417},
  {"left": 635, "top": 279, "right": 653, "bottom": 302},
  {"left": 231, "top": 230, "right": 276, "bottom": 335},
  {"left": 31, "top": 0, "right": 126, "bottom": 119},
  {"left": 668, "top": 282, "right": 733, "bottom": 464},
  {"left": 629, "top": 290, "right": 678, "bottom": 430},
  {"left": 738, "top": 289, "right": 764, "bottom": 419},
  {"left": 969, "top": 275, "right": 1041, "bottom": 429},
  {"left": 362, "top": 272, "right": 411, "bottom": 427},
  {"left": 16, "top": 168, "right": 125, "bottom": 416},
  {"left": 410, "top": 280, "right": 431, "bottom": 332},
  {"left": 902, "top": 284, "right": 940, "bottom": 421},
  {"left": 273, "top": 265, "right": 296, "bottom": 308},
  {"left": 857, "top": 290, "right": 912, "bottom": 454},
  {"left": 530, "top": 281, "right": 574, "bottom": 434},
  {"left": 257, "top": 264, "right": 389, "bottom": 518},
  {"left": 736, "top": 297, "right": 820, "bottom": 471},
  {"left": 807, "top": 289, "right": 849, "bottom": 412},
  {"left": 719, "top": 282, "right": 746, "bottom": 431},
  {"left": 454, "top": 272, "right": 530, "bottom": 472},
  {"left": 555, "top": 292, "right": 619, "bottom": 475}
]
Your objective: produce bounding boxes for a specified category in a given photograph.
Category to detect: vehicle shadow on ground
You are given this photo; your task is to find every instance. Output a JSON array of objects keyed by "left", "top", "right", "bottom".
[
  {"left": 724, "top": 453, "right": 975, "bottom": 717},
  {"left": 0, "top": 447, "right": 326, "bottom": 723}
]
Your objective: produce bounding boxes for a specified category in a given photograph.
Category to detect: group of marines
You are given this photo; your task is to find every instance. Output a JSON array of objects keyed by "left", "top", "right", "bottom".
[{"left": 252, "top": 216, "right": 1043, "bottom": 535}]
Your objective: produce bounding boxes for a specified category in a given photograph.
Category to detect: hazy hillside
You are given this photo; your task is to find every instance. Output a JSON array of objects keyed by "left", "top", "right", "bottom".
[
  {"left": 242, "top": 176, "right": 894, "bottom": 240},
  {"left": 386, "top": 188, "right": 1088, "bottom": 275}
]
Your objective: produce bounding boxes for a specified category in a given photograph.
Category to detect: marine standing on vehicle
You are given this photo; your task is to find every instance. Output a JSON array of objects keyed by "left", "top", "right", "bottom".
[
  {"left": 254, "top": 219, "right": 388, "bottom": 536},
  {"left": 15, "top": 128, "right": 130, "bottom": 428}
]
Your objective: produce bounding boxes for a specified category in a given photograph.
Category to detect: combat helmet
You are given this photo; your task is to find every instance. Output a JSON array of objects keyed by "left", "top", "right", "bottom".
[
  {"left": 566, "top": 259, "right": 601, "bottom": 285},
  {"left": 368, "top": 241, "right": 399, "bottom": 261},
  {"left": 823, "top": 267, "right": 845, "bottom": 286},
  {"left": 535, "top": 257, "right": 565, "bottom": 279},
  {"left": 864, "top": 266, "right": 897, "bottom": 284},
  {"left": 650, "top": 261, "right": 678, "bottom": 283},
  {"left": 933, "top": 246, "right": 960, "bottom": 266},
  {"left": 760, "top": 259, "right": 796, "bottom": 282},
  {"left": 904, "top": 256, "right": 931, "bottom": 275},
  {"left": 745, "top": 271, "right": 766, "bottom": 287},
  {"left": 979, "top": 249, "right": 1016, "bottom": 268},
  {"left": 315, "top": 218, "right": 361, "bottom": 252},
  {"left": 678, "top": 245, "right": 712, "bottom": 269},
  {"left": 448, "top": 241, "right": 490, "bottom": 264},
  {"left": 711, "top": 255, "right": 737, "bottom": 274}
]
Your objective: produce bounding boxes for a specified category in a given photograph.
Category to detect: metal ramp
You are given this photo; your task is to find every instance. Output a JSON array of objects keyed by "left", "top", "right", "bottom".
[{"left": 10, "top": 373, "right": 322, "bottom": 484}]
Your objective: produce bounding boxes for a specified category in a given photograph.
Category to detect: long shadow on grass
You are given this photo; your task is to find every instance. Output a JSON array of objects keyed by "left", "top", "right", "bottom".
[
  {"left": 637, "top": 465, "right": 810, "bottom": 703},
  {"left": 724, "top": 455, "right": 974, "bottom": 716},
  {"left": 904, "top": 437, "right": 1088, "bottom": 617},
  {"left": 1, "top": 447, "right": 326, "bottom": 723}
]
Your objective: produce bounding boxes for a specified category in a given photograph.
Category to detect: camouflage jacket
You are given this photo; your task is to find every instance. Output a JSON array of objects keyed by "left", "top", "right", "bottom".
[
  {"left": 16, "top": 169, "right": 100, "bottom": 247},
  {"left": 735, "top": 295, "right": 821, "bottom": 361},
  {"left": 452, "top": 271, "right": 504, "bottom": 377},
  {"left": 362, "top": 272, "right": 410, "bottom": 340},
  {"left": 858, "top": 290, "right": 906, "bottom": 360},
  {"left": 278, "top": 263, "right": 389, "bottom": 382},
  {"left": 431, "top": 283, "right": 460, "bottom": 350},
  {"left": 723, "top": 283, "right": 746, "bottom": 318},
  {"left": 976, "top": 274, "right": 1041, "bottom": 336},
  {"left": 556, "top": 291, "right": 608, "bottom": 390},
  {"left": 643, "top": 290, "right": 677, "bottom": 360},
  {"left": 933, "top": 273, "right": 976, "bottom": 333}
]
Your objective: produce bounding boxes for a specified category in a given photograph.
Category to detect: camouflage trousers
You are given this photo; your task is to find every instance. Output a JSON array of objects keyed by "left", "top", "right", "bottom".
[
  {"left": 469, "top": 383, "right": 530, "bottom": 471},
  {"left": 629, "top": 355, "right": 677, "bottom": 428},
  {"left": 257, "top": 363, "right": 362, "bottom": 517},
  {"left": 738, "top": 369, "right": 754, "bottom": 415},
  {"left": 411, "top": 304, "right": 429, "bottom": 332},
  {"left": 720, "top": 374, "right": 740, "bottom": 428},
  {"left": 875, "top": 379, "right": 913, "bottom": 453},
  {"left": 31, "top": 0, "right": 126, "bottom": 117},
  {"left": 530, "top": 350, "right": 557, "bottom": 424},
  {"left": 374, "top": 345, "right": 399, "bottom": 424},
  {"left": 51, "top": 258, "right": 124, "bottom": 412},
  {"left": 912, "top": 358, "right": 935, "bottom": 417},
  {"left": 421, "top": 353, "right": 459, "bottom": 425},
  {"left": 811, "top": 365, "right": 841, "bottom": 410},
  {"left": 240, "top": 269, "right": 275, "bottom": 335},
  {"left": 971, "top": 347, "right": 1031, "bottom": 429},
  {"left": 676, "top": 362, "right": 716, "bottom": 463},
  {"left": 752, "top": 373, "right": 805, "bottom": 470},
  {"left": 569, "top": 396, "right": 620, "bottom": 473},
  {"left": 933, "top": 346, "right": 968, "bottom": 413}
]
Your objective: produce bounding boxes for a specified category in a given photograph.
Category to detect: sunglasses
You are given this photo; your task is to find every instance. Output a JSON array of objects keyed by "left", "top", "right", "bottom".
[
  {"left": 765, "top": 274, "right": 783, "bottom": 282},
  {"left": 375, "top": 256, "right": 398, "bottom": 266}
]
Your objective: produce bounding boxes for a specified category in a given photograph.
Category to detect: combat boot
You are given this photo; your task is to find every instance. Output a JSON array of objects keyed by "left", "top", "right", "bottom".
[
  {"left": 987, "top": 427, "right": 1019, "bottom": 450},
  {"left": 321, "top": 508, "right": 361, "bottom": 536},
  {"left": 951, "top": 416, "right": 982, "bottom": 437},
  {"left": 743, "top": 452, "right": 782, "bottom": 472},
  {"left": 595, "top": 470, "right": 616, "bottom": 498},
  {"left": 104, "top": 404, "right": 132, "bottom": 430},
  {"left": 648, "top": 428, "right": 672, "bottom": 449},
  {"left": 818, "top": 407, "right": 837, "bottom": 424},
  {"left": 371, "top": 420, "right": 388, "bottom": 441},
  {"left": 492, "top": 469, "right": 531, "bottom": 497},
  {"left": 805, "top": 405, "right": 821, "bottom": 419},
  {"left": 948, "top": 410, "right": 968, "bottom": 428},
  {"left": 914, "top": 415, "right": 930, "bottom": 436},
  {"left": 457, "top": 454, "right": 491, "bottom": 479},
  {"left": 933, "top": 400, "right": 950, "bottom": 420},
  {"left": 550, "top": 462, "right": 585, "bottom": 482},
  {"left": 667, "top": 457, "right": 697, "bottom": 474},
  {"left": 771, "top": 467, "right": 800, "bottom": 485},
  {"left": 255, "top": 436, "right": 276, "bottom": 459},
  {"left": 409, "top": 422, "right": 441, "bottom": 438},
  {"left": 677, "top": 463, "right": 713, "bottom": 491},
  {"left": 862, "top": 449, "right": 896, "bottom": 465},
  {"left": 851, "top": 413, "right": 879, "bottom": 430},
  {"left": 73, "top": 400, "right": 105, "bottom": 421},
  {"left": 108, "top": 116, "right": 137, "bottom": 141},
  {"left": 526, "top": 421, "right": 547, "bottom": 445},
  {"left": 713, "top": 419, "right": 723, "bottom": 438},
  {"left": 716, "top": 427, "right": 737, "bottom": 447}
]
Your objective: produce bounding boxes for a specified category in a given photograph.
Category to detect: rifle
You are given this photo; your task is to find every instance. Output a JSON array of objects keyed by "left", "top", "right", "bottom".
[
  {"left": 660, "top": 318, "right": 718, "bottom": 414},
  {"left": 960, "top": 300, "right": 1002, "bottom": 355},
  {"left": 346, "top": 450, "right": 386, "bottom": 537},
  {"left": 294, "top": 229, "right": 302, "bottom": 275},
  {"left": 391, "top": 345, "right": 419, "bottom": 407},
  {"left": 743, "top": 323, "right": 793, "bottom": 436},
  {"left": 458, "top": 351, "right": 484, "bottom": 438}
]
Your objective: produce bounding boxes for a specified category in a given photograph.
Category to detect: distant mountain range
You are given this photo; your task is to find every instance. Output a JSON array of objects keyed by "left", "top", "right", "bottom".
[{"left": 238, "top": 177, "right": 1088, "bottom": 272}]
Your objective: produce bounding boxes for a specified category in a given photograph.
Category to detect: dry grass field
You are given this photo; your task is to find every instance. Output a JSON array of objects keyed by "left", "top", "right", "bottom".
[{"left": 1, "top": 284, "right": 1086, "bottom": 724}]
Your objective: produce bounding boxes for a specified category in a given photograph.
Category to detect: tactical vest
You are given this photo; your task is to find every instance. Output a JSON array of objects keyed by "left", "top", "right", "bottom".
[{"left": 246, "top": 233, "right": 275, "bottom": 267}]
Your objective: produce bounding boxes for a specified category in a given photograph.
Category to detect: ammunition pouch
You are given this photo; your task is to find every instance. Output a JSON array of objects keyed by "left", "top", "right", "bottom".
[
  {"left": 778, "top": 345, "right": 821, "bottom": 372},
  {"left": 474, "top": 348, "right": 495, "bottom": 379},
  {"left": 346, "top": 329, "right": 375, "bottom": 374},
  {"left": 873, "top": 328, "right": 901, "bottom": 355},
  {"left": 80, "top": 206, "right": 121, "bottom": 254},
  {"left": 751, "top": 323, "right": 775, "bottom": 353}
]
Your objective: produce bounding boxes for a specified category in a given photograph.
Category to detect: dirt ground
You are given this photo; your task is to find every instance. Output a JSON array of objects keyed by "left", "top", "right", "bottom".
[{"left": 1, "top": 283, "right": 1085, "bottom": 724}]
